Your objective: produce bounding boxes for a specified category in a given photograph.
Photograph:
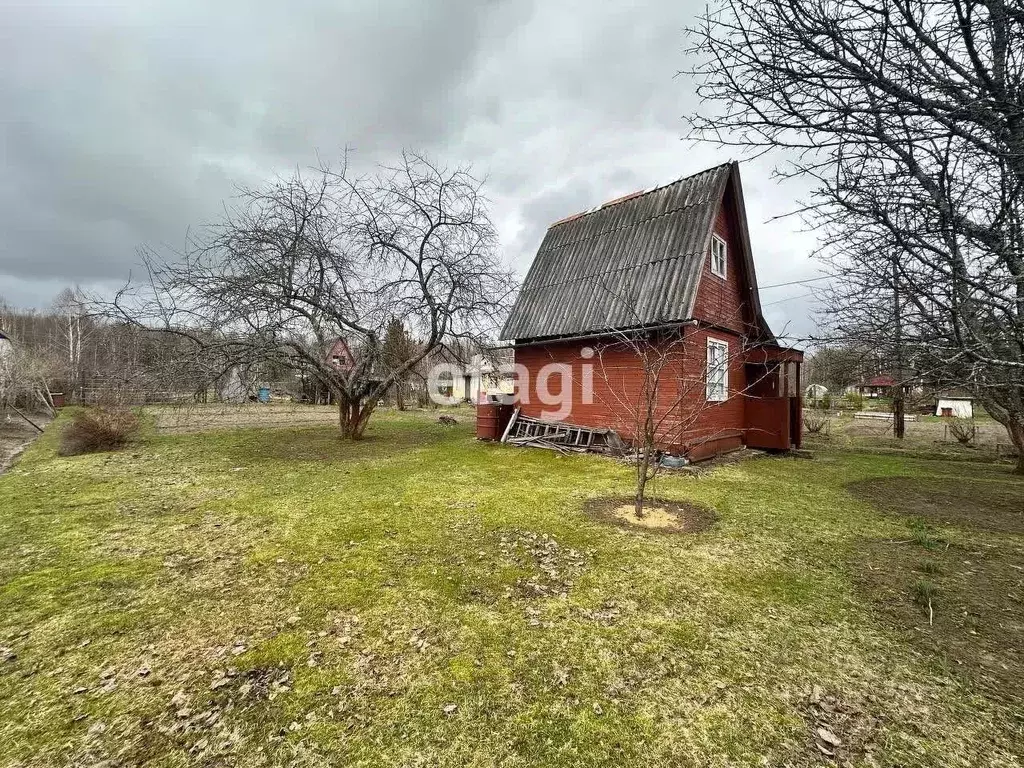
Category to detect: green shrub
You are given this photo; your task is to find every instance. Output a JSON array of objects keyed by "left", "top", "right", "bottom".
[{"left": 59, "top": 407, "right": 140, "bottom": 456}]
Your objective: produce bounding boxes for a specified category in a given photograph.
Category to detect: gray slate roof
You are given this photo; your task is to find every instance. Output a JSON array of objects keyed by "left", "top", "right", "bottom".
[{"left": 501, "top": 162, "right": 770, "bottom": 343}]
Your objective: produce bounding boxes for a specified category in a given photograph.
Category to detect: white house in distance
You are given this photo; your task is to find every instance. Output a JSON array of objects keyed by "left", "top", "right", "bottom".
[
  {"left": 935, "top": 395, "right": 974, "bottom": 419},
  {"left": 805, "top": 383, "right": 828, "bottom": 402},
  {"left": 447, "top": 351, "right": 515, "bottom": 402}
]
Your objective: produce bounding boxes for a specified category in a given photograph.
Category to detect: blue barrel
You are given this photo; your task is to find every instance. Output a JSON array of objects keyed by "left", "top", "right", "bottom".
[{"left": 257, "top": 386, "right": 271, "bottom": 403}]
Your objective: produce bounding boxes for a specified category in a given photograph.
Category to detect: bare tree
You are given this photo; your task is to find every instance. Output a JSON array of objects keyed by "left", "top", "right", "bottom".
[
  {"left": 0, "top": 328, "right": 58, "bottom": 428},
  {"left": 687, "top": 0, "right": 1024, "bottom": 471},
  {"left": 590, "top": 330, "right": 691, "bottom": 518},
  {"left": 51, "top": 287, "right": 95, "bottom": 403},
  {"left": 590, "top": 327, "right": 771, "bottom": 517},
  {"left": 804, "top": 345, "right": 868, "bottom": 397},
  {"left": 110, "top": 152, "right": 516, "bottom": 438}
]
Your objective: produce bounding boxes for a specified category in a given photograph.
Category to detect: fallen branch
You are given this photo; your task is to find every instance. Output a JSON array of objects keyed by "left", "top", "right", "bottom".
[{"left": 9, "top": 406, "right": 44, "bottom": 433}]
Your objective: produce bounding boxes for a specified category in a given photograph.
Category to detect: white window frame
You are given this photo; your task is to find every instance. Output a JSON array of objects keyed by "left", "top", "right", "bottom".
[
  {"left": 706, "top": 338, "right": 729, "bottom": 402},
  {"left": 710, "top": 234, "right": 728, "bottom": 279}
]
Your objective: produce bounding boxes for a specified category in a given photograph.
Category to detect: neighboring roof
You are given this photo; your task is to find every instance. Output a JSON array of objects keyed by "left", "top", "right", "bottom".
[
  {"left": 500, "top": 161, "right": 773, "bottom": 343},
  {"left": 862, "top": 375, "right": 896, "bottom": 387}
]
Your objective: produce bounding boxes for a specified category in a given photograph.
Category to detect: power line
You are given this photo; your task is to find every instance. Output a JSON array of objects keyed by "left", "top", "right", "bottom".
[
  {"left": 759, "top": 275, "right": 832, "bottom": 290},
  {"left": 761, "top": 290, "right": 818, "bottom": 308}
]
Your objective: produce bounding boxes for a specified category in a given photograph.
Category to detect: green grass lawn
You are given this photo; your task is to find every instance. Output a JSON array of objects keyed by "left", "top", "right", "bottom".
[{"left": 1, "top": 409, "right": 1021, "bottom": 767}]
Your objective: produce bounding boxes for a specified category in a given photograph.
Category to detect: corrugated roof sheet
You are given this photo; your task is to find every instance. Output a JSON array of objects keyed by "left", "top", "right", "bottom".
[{"left": 501, "top": 163, "right": 732, "bottom": 342}]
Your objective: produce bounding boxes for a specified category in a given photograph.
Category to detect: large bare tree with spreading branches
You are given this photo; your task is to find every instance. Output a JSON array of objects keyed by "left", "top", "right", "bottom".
[
  {"left": 111, "top": 152, "right": 516, "bottom": 439},
  {"left": 687, "top": 0, "right": 1024, "bottom": 470}
]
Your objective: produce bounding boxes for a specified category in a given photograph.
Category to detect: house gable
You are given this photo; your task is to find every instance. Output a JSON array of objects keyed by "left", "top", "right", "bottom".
[
  {"left": 502, "top": 161, "right": 775, "bottom": 345},
  {"left": 326, "top": 338, "right": 356, "bottom": 371},
  {"left": 690, "top": 174, "right": 759, "bottom": 337}
]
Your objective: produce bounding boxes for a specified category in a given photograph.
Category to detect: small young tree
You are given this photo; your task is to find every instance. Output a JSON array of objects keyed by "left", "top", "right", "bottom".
[
  {"left": 111, "top": 152, "right": 516, "bottom": 439},
  {"left": 590, "top": 326, "right": 755, "bottom": 518}
]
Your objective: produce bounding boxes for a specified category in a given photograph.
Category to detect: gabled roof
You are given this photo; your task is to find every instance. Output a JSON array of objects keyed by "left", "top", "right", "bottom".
[{"left": 501, "top": 161, "right": 773, "bottom": 343}]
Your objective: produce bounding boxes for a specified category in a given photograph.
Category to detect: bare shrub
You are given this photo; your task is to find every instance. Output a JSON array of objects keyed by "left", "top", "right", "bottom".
[
  {"left": 59, "top": 407, "right": 140, "bottom": 456},
  {"left": 804, "top": 412, "right": 831, "bottom": 435},
  {"left": 948, "top": 418, "right": 977, "bottom": 446}
]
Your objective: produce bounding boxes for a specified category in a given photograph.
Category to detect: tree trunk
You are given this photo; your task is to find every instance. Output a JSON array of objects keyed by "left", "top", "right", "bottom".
[
  {"left": 634, "top": 448, "right": 649, "bottom": 518},
  {"left": 1007, "top": 420, "right": 1024, "bottom": 475},
  {"left": 892, "top": 388, "right": 905, "bottom": 439},
  {"left": 395, "top": 380, "right": 405, "bottom": 411},
  {"left": 337, "top": 396, "right": 374, "bottom": 440},
  {"left": 979, "top": 397, "right": 1024, "bottom": 475},
  {"left": 634, "top": 479, "right": 646, "bottom": 518}
]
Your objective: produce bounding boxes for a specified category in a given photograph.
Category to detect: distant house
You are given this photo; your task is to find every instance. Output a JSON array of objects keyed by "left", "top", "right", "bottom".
[
  {"left": 326, "top": 338, "right": 356, "bottom": 373},
  {"left": 855, "top": 375, "right": 913, "bottom": 399},
  {"left": 935, "top": 394, "right": 973, "bottom": 419},
  {"left": 0, "top": 330, "right": 11, "bottom": 361},
  {"left": 500, "top": 161, "right": 804, "bottom": 460},
  {"left": 449, "top": 351, "right": 515, "bottom": 402},
  {"left": 805, "top": 383, "right": 829, "bottom": 401}
]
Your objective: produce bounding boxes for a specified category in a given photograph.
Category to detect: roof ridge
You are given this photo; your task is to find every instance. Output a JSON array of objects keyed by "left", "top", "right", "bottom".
[{"left": 547, "top": 161, "right": 733, "bottom": 230}]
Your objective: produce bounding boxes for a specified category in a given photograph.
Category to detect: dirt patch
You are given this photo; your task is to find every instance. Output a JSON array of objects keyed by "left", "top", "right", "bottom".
[
  {"left": 850, "top": 537, "right": 1024, "bottom": 708},
  {"left": 584, "top": 497, "right": 715, "bottom": 534},
  {"left": 848, "top": 475, "right": 1024, "bottom": 534},
  {"left": 0, "top": 413, "right": 49, "bottom": 474}
]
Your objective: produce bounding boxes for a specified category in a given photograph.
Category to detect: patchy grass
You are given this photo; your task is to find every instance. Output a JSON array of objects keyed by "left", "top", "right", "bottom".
[
  {"left": 1, "top": 408, "right": 1022, "bottom": 766},
  {"left": 852, "top": 527, "right": 1024, "bottom": 711},
  {"left": 805, "top": 413, "right": 1017, "bottom": 464},
  {"left": 848, "top": 474, "right": 1024, "bottom": 534}
]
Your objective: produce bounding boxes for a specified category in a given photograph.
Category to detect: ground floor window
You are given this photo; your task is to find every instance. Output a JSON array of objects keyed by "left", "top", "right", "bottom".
[{"left": 706, "top": 338, "right": 729, "bottom": 401}]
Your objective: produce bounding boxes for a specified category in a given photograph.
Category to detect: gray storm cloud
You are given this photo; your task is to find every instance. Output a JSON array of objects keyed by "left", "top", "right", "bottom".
[{"left": 0, "top": 0, "right": 819, "bottom": 339}]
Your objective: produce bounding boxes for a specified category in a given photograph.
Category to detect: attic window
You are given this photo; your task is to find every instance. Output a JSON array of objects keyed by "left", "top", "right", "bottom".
[{"left": 710, "top": 234, "right": 727, "bottom": 278}]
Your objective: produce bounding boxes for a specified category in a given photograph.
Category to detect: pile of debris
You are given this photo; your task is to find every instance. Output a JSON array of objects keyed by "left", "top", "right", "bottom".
[{"left": 500, "top": 410, "right": 626, "bottom": 456}]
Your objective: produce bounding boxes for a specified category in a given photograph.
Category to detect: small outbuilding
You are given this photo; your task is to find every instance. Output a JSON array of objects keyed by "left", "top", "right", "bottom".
[
  {"left": 857, "top": 375, "right": 895, "bottom": 398},
  {"left": 935, "top": 396, "right": 973, "bottom": 419}
]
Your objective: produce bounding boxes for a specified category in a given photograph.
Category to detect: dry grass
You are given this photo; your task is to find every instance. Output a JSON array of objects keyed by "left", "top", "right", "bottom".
[
  {"left": 806, "top": 413, "right": 1018, "bottom": 463},
  {"left": 0, "top": 406, "right": 1021, "bottom": 766},
  {"left": 149, "top": 402, "right": 342, "bottom": 433}
]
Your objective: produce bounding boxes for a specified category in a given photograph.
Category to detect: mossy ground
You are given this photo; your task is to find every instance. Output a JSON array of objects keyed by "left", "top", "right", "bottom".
[{"left": 1, "top": 408, "right": 1021, "bottom": 767}]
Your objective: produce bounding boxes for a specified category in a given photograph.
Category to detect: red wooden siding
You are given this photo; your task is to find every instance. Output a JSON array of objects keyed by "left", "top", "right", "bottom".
[
  {"left": 690, "top": 184, "right": 755, "bottom": 336},
  {"left": 513, "top": 324, "right": 749, "bottom": 458}
]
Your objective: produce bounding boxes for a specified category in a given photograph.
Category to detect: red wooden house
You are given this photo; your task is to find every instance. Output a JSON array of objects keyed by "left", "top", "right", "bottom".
[
  {"left": 500, "top": 162, "right": 803, "bottom": 460},
  {"left": 326, "top": 338, "right": 356, "bottom": 372}
]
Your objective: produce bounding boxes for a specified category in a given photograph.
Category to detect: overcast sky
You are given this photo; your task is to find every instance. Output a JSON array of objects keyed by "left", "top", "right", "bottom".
[{"left": 0, "top": 0, "right": 821, "bottom": 340}]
